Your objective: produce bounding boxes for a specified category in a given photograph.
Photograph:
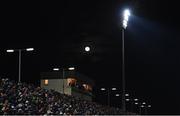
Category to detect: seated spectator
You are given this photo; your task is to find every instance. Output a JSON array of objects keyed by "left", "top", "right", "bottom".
[{"left": 0, "top": 78, "right": 125, "bottom": 115}]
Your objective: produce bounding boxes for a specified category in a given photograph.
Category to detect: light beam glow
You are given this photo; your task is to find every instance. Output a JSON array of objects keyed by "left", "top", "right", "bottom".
[
  {"left": 7, "top": 49, "right": 14, "bottom": 52},
  {"left": 26, "top": 48, "right": 34, "bottom": 51},
  {"left": 122, "top": 9, "right": 131, "bottom": 29},
  {"left": 68, "top": 67, "right": 75, "bottom": 70},
  {"left": 53, "top": 68, "right": 59, "bottom": 71},
  {"left": 101, "top": 88, "right": 106, "bottom": 91}
]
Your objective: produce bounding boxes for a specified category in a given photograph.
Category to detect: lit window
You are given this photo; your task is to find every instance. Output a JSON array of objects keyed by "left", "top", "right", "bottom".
[
  {"left": 67, "top": 78, "right": 77, "bottom": 86},
  {"left": 44, "top": 79, "right": 48, "bottom": 85},
  {"left": 83, "top": 84, "right": 92, "bottom": 91}
]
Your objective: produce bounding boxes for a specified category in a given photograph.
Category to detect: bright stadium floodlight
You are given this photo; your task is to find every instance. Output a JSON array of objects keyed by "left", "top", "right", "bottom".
[
  {"left": 7, "top": 49, "right": 14, "bottom": 52},
  {"left": 122, "top": 9, "right": 131, "bottom": 29},
  {"left": 123, "top": 20, "right": 127, "bottom": 28},
  {"left": 124, "top": 9, "right": 130, "bottom": 17},
  {"left": 121, "top": 8, "right": 131, "bottom": 112},
  {"left": 26, "top": 48, "right": 34, "bottom": 51}
]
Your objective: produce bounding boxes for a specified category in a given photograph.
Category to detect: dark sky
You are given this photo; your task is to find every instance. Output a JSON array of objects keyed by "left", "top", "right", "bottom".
[{"left": 0, "top": 0, "right": 180, "bottom": 114}]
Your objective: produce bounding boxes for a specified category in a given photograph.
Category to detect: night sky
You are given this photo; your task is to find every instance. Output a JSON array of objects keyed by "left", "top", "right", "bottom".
[{"left": 0, "top": 0, "right": 180, "bottom": 114}]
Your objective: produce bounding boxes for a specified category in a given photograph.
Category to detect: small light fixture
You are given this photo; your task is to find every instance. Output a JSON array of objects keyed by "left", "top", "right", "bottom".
[
  {"left": 101, "top": 88, "right": 106, "bottom": 91},
  {"left": 7, "top": 49, "right": 14, "bottom": 52},
  {"left": 53, "top": 68, "right": 59, "bottom": 71},
  {"left": 44, "top": 79, "right": 48, "bottom": 85}
]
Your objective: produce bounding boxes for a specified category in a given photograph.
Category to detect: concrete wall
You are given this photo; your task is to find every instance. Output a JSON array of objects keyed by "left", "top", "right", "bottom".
[
  {"left": 41, "top": 79, "right": 72, "bottom": 95},
  {"left": 41, "top": 79, "right": 92, "bottom": 101},
  {"left": 64, "top": 86, "right": 72, "bottom": 95},
  {"left": 41, "top": 79, "right": 64, "bottom": 94}
]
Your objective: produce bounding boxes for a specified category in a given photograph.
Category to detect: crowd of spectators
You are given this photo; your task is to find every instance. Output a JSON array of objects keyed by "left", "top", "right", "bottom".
[{"left": 0, "top": 78, "right": 125, "bottom": 115}]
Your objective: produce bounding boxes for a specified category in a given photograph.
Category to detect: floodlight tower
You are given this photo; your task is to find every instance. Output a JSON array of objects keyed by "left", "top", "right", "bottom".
[{"left": 121, "top": 9, "right": 131, "bottom": 112}]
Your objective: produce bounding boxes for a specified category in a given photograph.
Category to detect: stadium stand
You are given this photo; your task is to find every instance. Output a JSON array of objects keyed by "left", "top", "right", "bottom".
[{"left": 0, "top": 78, "right": 125, "bottom": 115}]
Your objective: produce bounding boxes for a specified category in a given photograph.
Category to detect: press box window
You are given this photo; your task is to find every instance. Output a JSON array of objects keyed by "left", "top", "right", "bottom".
[{"left": 44, "top": 79, "right": 48, "bottom": 85}]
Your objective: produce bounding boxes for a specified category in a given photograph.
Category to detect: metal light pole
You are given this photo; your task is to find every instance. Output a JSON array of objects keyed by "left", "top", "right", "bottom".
[
  {"left": 124, "top": 94, "right": 138, "bottom": 112},
  {"left": 130, "top": 99, "right": 134, "bottom": 112},
  {"left": 107, "top": 88, "right": 110, "bottom": 107},
  {"left": 7, "top": 48, "right": 34, "bottom": 83},
  {"left": 147, "top": 105, "right": 151, "bottom": 114},
  {"left": 134, "top": 102, "right": 139, "bottom": 113},
  {"left": 139, "top": 102, "right": 146, "bottom": 115},
  {"left": 139, "top": 105, "right": 143, "bottom": 114},
  {"left": 121, "top": 9, "right": 130, "bottom": 112},
  {"left": 101, "top": 87, "right": 117, "bottom": 107},
  {"left": 132, "top": 99, "right": 138, "bottom": 113},
  {"left": 18, "top": 50, "right": 22, "bottom": 83},
  {"left": 101, "top": 88, "right": 110, "bottom": 106},
  {"left": 122, "top": 27, "right": 126, "bottom": 112},
  {"left": 62, "top": 68, "right": 65, "bottom": 94},
  {"left": 53, "top": 67, "right": 75, "bottom": 94}
]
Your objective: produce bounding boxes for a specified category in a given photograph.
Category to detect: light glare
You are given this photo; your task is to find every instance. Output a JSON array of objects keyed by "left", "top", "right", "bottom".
[
  {"left": 124, "top": 9, "right": 130, "bottom": 17},
  {"left": 134, "top": 99, "right": 138, "bottom": 101},
  {"left": 26, "top": 48, "right": 34, "bottom": 51},
  {"left": 68, "top": 67, "right": 75, "bottom": 70},
  {"left": 141, "top": 105, "right": 144, "bottom": 108},
  {"left": 123, "top": 20, "right": 128, "bottom": 28},
  {"left": 53, "top": 68, "right": 59, "bottom": 71},
  {"left": 112, "top": 88, "right": 117, "bottom": 91},
  {"left": 7, "top": 50, "right": 14, "bottom": 52},
  {"left": 124, "top": 15, "right": 129, "bottom": 21},
  {"left": 122, "top": 9, "right": 131, "bottom": 29},
  {"left": 101, "top": 88, "right": 106, "bottom": 91},
  {"left": 135, "top": 102, "right": 138, "bottom": 105}
]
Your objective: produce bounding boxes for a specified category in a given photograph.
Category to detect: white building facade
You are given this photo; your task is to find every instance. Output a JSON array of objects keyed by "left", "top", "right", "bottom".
[{"left": 40, "top": 71, "right": 94, "bottom": 101}]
